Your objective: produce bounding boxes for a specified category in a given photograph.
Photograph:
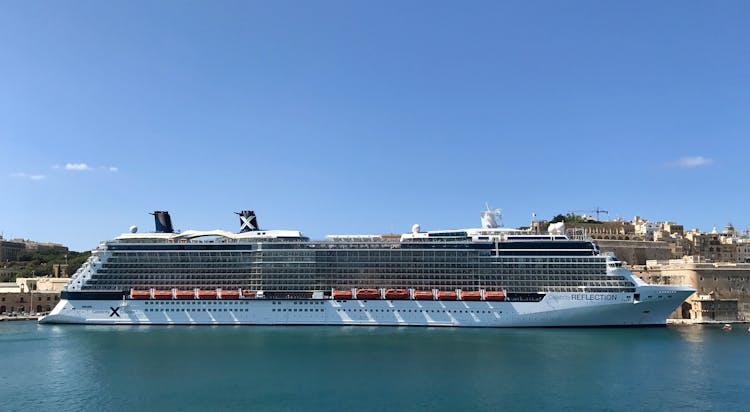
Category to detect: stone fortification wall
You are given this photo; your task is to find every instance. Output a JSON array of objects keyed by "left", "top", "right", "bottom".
[
  {"left": 633, "top": 262, "right": 750, "bottom": 321},
  {"left": 595, "top": 240, "right": 672, "bottom": 265}
]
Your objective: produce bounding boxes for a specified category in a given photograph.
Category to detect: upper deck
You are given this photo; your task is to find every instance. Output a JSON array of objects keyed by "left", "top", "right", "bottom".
[
  {"left": 113, "top": 208, "right": 589, "bottom": 246},
  {"left": 63, "top": 210, "right": 630, "bottom": 294}
]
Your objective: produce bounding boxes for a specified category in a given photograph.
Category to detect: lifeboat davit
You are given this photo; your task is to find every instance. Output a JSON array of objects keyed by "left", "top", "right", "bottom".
[
  {"left": 332, "top": 290, "right": 353, "bottom": 300},
  {"left": 356, "top": 288, "right": 380, "bottom": 300},
  {"left": 198, "top": 290, "right": 218, "bottom": 300},
  {"left": 153, "top": 290, "right": 173, "bottom": 300},
  {"left": 461, "top": 291, "right": 482, "bottom": 301},
  {"left": 384, "top": 289, "right": 409, "bottom": 300},
  {"left": 174, "top": 290, "right": 195, "bottom": 299},
  {"left": 242, "top": 290, "right": 256, "bottom": 298},
  {"left": 221, "top": 290, "right": 240, "bottom": 299},
  {"left": 437, "top": 291, "right": 457, "bottom": 301},
  {"left": 131, "top": 290, "right": 150, "bottom": 300},
  {"left": 484, "top": 291, "right": 505, "bottom": 301},
  {"left": 413, "top": 291, "right": 434, "bottom": 300}
]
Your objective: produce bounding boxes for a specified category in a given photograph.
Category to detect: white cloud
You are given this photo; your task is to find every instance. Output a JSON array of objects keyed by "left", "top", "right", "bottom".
[
  {"left": 10, "top": 172, "right": 46, "bottom": 181},
  {"left": 64, "top": 163, "right": 92, "bottom": 171},
  {"left": 670, "top": 156, "right": 713, "bottom": 168},
  {"left": 108, "top": 166, "right": 119, "bottom": 172}
]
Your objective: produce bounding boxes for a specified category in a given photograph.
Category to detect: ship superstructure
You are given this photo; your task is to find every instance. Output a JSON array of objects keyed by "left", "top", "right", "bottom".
[{"left": 40, "top": 210, "right": 694, "bottom": 327}]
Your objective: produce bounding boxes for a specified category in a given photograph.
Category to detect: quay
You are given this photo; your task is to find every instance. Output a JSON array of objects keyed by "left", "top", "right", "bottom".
[{"left": 0, "top": 315, "right": 42, "bottom": 322}]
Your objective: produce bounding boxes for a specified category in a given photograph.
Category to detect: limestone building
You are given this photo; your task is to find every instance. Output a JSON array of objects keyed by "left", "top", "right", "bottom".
[
  {"left": 13, "top": 239, "right": 68, "bottom": 253},
  {"left": 0, "top": 278, "right": 66, "bottom": 314},
  {"left": 16, "top": 277, "right": 70, "bottom": 293},
  {"left": 737, "top": 239, "right": 750, "bottom": 263},
  {"left": 633, "top": 258, "right": 750, "bottom": 322},
  {"left": 684, "top": 230, "right": 738, "bottom": 263},
  {"left": 0, "top": 237, "right": 25, "bottom": 262},
  {"left": 0, "top": 291, "right": 60, "bottom": 314}
]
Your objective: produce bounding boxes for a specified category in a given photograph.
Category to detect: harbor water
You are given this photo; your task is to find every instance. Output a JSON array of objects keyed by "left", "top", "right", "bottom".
[{"left": 1, "top": 322, "right": 748, "bottom": 411}]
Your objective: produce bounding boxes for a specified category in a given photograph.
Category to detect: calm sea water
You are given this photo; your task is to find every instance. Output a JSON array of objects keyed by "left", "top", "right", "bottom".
[{"left": 1, "top": 322, "right": 748, "bottom": 412}]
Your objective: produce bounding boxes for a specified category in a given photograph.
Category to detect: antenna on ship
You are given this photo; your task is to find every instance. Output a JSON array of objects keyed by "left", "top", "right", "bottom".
[
  {"left": 150, "top": 211, "right": 174, "bottom": 233},
  {"left": 236, "top": 210, "right": 259, "bottom": 232},
  {"left": 481, "top": 203, "right": 503, "bottom": 229}
]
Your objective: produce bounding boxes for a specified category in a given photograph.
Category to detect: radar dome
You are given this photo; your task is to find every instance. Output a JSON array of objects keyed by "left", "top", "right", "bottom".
[
  {"left": 129, "top": 225, "right": 138, "bottom": 233},
  {"left": 411, "top": 224, "right": 421, "bottom": 233}
]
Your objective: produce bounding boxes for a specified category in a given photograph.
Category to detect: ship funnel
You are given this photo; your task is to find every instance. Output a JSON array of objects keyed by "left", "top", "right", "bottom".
[
  {"left": 151, "top": 211, "right": 174, "bottom": 233},
  {"left": 236, "top": 210, "right": 259, "bottom": 232}
]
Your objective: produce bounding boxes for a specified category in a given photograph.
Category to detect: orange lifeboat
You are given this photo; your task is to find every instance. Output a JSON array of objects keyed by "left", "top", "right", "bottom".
[
  {"left": 484, "top": 291, "right": 505, "bottom": 301},
  {"left": 153, "top": 290, "right": 173, "bottom": 300},
  {"left": 461, "top": 291, "right": 482, "bottom": 301},
  {"left": 384, "top": 289, "right": 409, "bottom": 300},
  {"left": 131, "top": 290, "right": 150, "bottom": 300},
  {"left": 221, "top": 290, "right": 240, "bottom": 300},
  {"left": 242, "top": 290, "right": 256, "bottom": 298},
  {"left": 413, "top": 291, "right": 434, "bottom": 300},
  {"left": 332, "top": 290, "right": 353, "bottom": 300},
  {"left": 198, "top": 290, "right": 217, "bottom": 300},
  {"left": 356, "top": 288, "right": 380, "bottom": 300},
  {"left": 175, "top": 290, "right": 195, "bottom": 299},
  {"left": 437, "top": 291, "right": 457, "bottom": 301}
]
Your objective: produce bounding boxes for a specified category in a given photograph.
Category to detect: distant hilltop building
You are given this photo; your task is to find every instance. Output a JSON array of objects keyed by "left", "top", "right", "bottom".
[
  {"left": 0, "top": 235, "right": 68, "bottom": 262},
  {"left": 0, "top": 237, "right": 25, "bottom": 262},
  {"left": 11, "top": 238, "right": 68, "bottom": 253}
]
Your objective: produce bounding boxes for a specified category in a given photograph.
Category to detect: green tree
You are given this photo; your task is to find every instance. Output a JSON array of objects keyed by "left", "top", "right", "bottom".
[
  {"left": 3, "top": 249, "right": 90, "bottom": 280},
  {"left": 549, "top": 213, "right": 601, "bottom": 224}
]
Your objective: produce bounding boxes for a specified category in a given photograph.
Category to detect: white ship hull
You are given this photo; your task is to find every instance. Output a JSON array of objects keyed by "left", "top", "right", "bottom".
[{"left": 40, "top": 286, "right": 693, "bottom": 327}]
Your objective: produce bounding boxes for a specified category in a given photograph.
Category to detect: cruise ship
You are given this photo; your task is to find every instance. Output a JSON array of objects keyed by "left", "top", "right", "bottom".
[{"left": 40, "top": 209, "right": 695, "bottom": 327}]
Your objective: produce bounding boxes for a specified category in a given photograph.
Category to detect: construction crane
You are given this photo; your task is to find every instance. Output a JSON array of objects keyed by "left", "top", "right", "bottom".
[{"left": 569, "top": 207, "right": 610, "bottom": 221}]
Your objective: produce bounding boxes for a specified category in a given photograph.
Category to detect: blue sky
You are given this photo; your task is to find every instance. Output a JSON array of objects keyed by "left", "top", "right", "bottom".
[{"left": 1, "top": 1, "right": 748, "bottom": 251}]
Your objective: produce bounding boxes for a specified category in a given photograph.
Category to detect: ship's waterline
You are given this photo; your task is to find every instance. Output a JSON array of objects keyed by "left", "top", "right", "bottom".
[{"left": 40, "top": 209, "right": 695, "bottom": 327}]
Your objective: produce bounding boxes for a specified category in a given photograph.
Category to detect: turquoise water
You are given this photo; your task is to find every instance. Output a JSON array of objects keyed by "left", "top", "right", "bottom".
[{"left": 1, "top": 322, "right": 748, "bottom": 411}]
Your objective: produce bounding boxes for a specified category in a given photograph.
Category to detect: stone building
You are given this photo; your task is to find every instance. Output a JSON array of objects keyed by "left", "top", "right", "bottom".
[
  {"left": 16, "top": 277, "right": 70, "bottom": 293},
  {"left": 0, "top": 291, "right": 60, "bottom": 314},
  {"left": 52, "top": 263, "right": 69, "bottom": 277},
  {"left": 0, "top": 282, "right": 20, "bottom": 293},
  {"left": 736, "top": 239, "right": 750, "bottom": 263},
  {"left": 684, "top": 231, "right": 738, "bottom": 262},
  {"left": 687, "top": 294, "right": 739, "bottom": 322},
  {"left": 632, "top": 259, "right": 750, "bottom": 322},
  {"left": 0, "top": 237, "right": 25, "bottom": 262},
  {"left": 12, "top": 239, "right": 68, "bottom": 253},
  {"left": 661, "top": 222, "right": 684, "bottom": 237},
  {"left": 0, "top": 277, "right": 68, "bottom": 314},
  {"left": 558, "top": 219, "right": 638, "bottom": 240}
]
